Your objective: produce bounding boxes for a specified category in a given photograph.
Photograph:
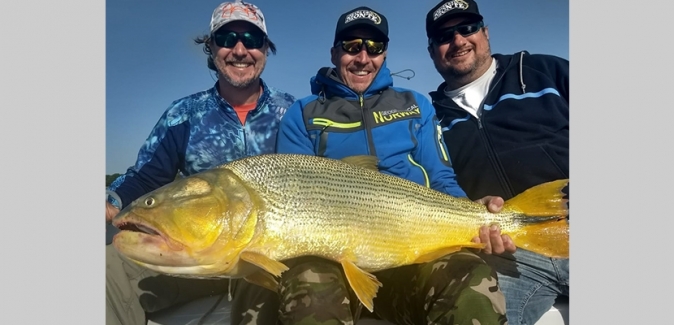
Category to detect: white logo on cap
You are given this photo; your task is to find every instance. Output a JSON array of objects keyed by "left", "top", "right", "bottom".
[
  {"left": 344, "top": 10, "right": 382, "bottom": 25},
  {"left": 433, "top": 0, "right": 469, "bottom": 21}
]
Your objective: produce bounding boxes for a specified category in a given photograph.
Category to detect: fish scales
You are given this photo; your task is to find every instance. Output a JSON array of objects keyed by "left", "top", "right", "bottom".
[
  {"left": 224, "top": 154, "right": 516, "bottom": 271},
  {"left": 112, "top": 153, "right": 569, "bottom": 313}
]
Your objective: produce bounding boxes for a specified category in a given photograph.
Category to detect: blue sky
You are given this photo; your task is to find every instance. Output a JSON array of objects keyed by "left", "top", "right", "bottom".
[
  {"left": 106, "top": 0, "right": 569, "bottom": 174},
  {"left": 10, "top": 1, "right": 674, "bottom": 321}
]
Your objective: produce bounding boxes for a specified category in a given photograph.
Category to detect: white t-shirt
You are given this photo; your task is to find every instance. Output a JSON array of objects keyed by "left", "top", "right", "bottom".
[{"left": 443, "top": 58, "right": 498, "bottom": 118}]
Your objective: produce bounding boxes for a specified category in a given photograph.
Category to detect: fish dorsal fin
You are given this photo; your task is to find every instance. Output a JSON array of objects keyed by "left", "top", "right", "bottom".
[
  {"left": 340, "top": 155, "right": 379, "bottom": 171},
  {"left": 244, "top": 270, "right": 280, "bottom": 292},
  {"left": 340, "top": 259, "right": 382, "bottom": 312},
  {"left": 239, "top": 251, "right": 289, "bottom": 277}
]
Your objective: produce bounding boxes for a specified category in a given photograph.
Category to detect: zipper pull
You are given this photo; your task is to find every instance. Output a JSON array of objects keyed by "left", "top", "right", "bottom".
[{"left": 435, "top": 124, "right": 450, "bottom": 161}]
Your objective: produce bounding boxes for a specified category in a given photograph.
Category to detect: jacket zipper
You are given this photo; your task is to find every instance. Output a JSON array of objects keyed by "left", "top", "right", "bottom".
[
  {"left": 475, "top": 65, "right": 516, "bottom": 198},
  {"left": 359, "top": 94, "right": 378, "bottom": 156},
  {"left": 314, "top": 119, "right": 363, "bottom": 157},
  {"left": 437, "top": 61, "right": 515, "bottom": 197}
]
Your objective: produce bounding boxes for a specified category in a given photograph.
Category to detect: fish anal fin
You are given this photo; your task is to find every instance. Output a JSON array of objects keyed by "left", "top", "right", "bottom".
[
  {"left": 413, "top": 243, "right": 484, "bottom": 264},
  {"left": 243, "top": 270, "right": 279, "bottom": 292},
  {"left": 340, "top": 155, "right": 379, "bottom": 171},
  {"left": 340, "top": 259, "right": 382, "bottom": 312},
  {"left": 510, "top": 219, "right": 569, "bottom": 258},
  {"left": 239, "top": 251, "right": 289, "bottom": 277},
  {"left": 505, "top": 179, "right": 569, "bottom": 217}
]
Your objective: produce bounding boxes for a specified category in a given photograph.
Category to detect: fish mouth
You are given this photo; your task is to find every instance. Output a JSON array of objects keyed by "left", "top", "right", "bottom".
[
  {"left": 116, "top": 220, "right": 161, "bottom": 236},
  {"left": 112, "top": 214, "right": 185, "bottom": 251}
]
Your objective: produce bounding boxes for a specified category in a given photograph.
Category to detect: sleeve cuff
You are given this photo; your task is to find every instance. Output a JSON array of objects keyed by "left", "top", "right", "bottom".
[{"left": 106, "top": 190, "right": 123, "bottom": 209}]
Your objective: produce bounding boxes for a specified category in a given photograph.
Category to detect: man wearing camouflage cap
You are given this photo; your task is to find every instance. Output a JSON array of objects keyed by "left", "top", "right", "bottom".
[{"left": 105, "top": 1, "right": 295, "bottom": 324}]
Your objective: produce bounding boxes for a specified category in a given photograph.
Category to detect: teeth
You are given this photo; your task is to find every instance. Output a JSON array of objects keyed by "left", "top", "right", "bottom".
[
  {"left": 230, "top": 63, "right": 251, "bottom": 68},
  {"left": 452, "top": 50, "right": 470, "bottom": 57},
  {"left": 352, "top": 71, "right": 368, "bottom": 76}
]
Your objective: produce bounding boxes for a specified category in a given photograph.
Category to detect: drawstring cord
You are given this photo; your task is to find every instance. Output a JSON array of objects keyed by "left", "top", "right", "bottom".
[{"left": 519, "top": 51, "right": 526, "bottom": 94}]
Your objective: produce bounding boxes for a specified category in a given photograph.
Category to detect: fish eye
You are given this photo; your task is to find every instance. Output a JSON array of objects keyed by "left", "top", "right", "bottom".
[{"left": 144, "top": 197, "right": 155, "bottom": 206}]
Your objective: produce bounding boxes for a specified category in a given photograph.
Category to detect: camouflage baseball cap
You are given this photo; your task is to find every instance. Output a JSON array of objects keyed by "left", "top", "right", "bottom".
[{"left": 210, "top": 0, "right": 268, "bottom": 35}]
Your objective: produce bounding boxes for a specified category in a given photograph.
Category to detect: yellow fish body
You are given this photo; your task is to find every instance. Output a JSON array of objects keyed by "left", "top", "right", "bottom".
[{"left": 112, "top": 153, "right": 569, "bottom": 312}]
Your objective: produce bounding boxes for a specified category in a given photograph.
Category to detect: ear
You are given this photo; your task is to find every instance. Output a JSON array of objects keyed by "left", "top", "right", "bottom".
[
  {"left": 208, "top": 42, "right": 216, "bottom": 57},
  {"left": 330, "top": 46, "right": 339, "bottom": 66},
  {"left": 426, "top": 37, "right": 436, "bottom": 56},
  {"left": 483, "top": 26, "right": 489, "bottom": 40}
]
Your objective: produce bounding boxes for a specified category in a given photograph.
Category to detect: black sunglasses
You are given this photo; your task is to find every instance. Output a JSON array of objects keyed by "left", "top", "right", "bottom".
[
  {"left": 430, "top": 21, "right": 484, "bottom": 45},
  {"left": 337, "top": 38, "right": 388, "bottom": 55},
  {"left": 212, "top": 30, "right": 266, "bottom": 49}
]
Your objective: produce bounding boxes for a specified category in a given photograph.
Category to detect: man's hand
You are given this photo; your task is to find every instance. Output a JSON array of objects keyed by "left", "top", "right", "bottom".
[
  {"left": 471, "top": 196, "right": 516, "bottom": 255},
  {"left": 106, "top": 201, "right": 120, "bottom": 223},
  {"left": 475, "top": 195, "right": 504, "bottom": 214}
]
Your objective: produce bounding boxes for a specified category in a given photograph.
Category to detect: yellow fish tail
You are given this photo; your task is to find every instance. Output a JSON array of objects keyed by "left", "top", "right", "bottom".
[
  {"left": 504, "top": 179, "right": 569, "bottom": 259},
  {"left": 504, "top": 179, "right": 569, "bottom": 217},
  {"left": 510, "top": 219, "right": 569, "bottom": 258}
]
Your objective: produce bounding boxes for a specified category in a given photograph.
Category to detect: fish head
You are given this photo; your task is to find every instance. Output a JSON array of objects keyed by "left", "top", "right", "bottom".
[{"left": 111, "top": 167, "right": 262, "bottom": 278}]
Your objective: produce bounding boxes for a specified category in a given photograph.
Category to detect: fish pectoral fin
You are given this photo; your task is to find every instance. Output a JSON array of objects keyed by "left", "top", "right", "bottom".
[
  {"left": 340, "top": 155, "right": 379, "bottom": 171},
  {"left": 340, "top": 259, "right": 382, "bottom": 313},
  {"left": 413, "top": 244, "right": 485, "bottom": 264},
  {"left": 244, "top": 270, "right": 280, "bottom": 292},
  {"left": 239, "top": 251, "right": 289, "bottom": 277}
]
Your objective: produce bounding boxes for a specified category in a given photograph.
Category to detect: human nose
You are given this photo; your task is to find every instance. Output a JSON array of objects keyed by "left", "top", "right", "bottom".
[
  {"left": 450, "top": 32, "right": 468, "bottom": 47},
  {"left": 353, "top": 46, "right": 370, "bottom": 63},
  {"left": 231, "top": 40, "right": 248, "bottom": 57}
]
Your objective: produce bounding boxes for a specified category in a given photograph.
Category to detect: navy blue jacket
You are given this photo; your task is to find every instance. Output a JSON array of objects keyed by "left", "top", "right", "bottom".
[
  {"left": 276, "top": 61, "right": 467, "bottom": 198},
  {"left": 430, "top": 51, "right": 569, "bottom": 201}
]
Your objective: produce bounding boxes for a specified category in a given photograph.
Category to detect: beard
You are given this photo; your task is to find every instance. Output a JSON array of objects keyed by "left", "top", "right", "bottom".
[
  {"left": 435, "top": 43, "right": 492, "bottom": 83},
  {"left": 215, "top": 59, "right": 266, "bottom": 88}
]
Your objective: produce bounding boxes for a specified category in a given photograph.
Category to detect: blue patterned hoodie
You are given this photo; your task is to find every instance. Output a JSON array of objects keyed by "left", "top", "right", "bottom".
[{"left": 107, "top": 79, "right": 296, "bottom": 209}]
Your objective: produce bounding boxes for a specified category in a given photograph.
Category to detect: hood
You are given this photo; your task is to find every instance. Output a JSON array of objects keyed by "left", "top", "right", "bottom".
[{"left": 309, "top": 60, "right": 394, "bottom": 100}]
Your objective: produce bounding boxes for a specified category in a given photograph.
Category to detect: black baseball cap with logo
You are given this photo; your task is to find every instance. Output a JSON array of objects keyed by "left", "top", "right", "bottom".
[
  {"left": 334, "top": 6, "right": 389, "bottom": 45},
  {"left": 426, "top": 0, "right": 484, "bottom": 37}
]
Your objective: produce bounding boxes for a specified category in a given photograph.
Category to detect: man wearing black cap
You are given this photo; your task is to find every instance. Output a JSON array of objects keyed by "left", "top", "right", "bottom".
[
  {"left": 424, "top": 1, "right": 570, "bottom": 324},
  {"left": 255, "top": 5, "right": 509, "bottom": 325}
]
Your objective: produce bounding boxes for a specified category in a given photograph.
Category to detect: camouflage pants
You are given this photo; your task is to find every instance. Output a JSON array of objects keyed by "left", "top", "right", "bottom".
[{"left": 230, "top": 249, "right": 507, "bottom": 325}]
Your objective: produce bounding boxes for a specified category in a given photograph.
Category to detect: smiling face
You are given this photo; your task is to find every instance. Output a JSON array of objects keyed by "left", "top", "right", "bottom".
[
  {"left": 210, "top": 21, "right": 268, "bottom": 88},
  {"left": 331, "top": 27, "right": 387, "bottom": 94},
  {"left": 429, "top": 17, "right": 492, "bottom": 88}
]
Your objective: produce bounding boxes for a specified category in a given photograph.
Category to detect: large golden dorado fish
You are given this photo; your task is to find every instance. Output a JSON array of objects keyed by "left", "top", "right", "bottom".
[{"left": 112, "top": 153, "right": 569, "bottom": 312}]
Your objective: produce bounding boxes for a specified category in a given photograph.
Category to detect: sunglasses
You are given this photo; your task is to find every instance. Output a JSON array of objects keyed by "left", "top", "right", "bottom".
[
  {"left": 338, "top": 38, "right": 388, "bottom": 55},
  {"left": 430, "top": 21, "right": 484, "bottom": 45},
  {"left": 212, "top": 30, "right": 266, "bottom": 49}
]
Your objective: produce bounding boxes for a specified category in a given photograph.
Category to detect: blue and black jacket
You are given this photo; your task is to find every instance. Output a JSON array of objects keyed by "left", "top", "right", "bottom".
[
  {"left": 276, "top": 61, "right": 467, "bottom": 198},
  {"left": 107, "top": 80, "right": 296, "bottom": 209},
  {"left": 431, "top": 51, "right": 569, "bottom": 201}
]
